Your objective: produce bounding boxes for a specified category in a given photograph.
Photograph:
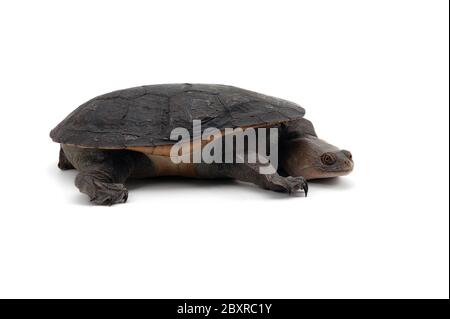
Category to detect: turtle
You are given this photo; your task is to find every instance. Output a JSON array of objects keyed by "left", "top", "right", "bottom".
[{"left": 50, "top": 84, "right": 353, "bottom": 205}]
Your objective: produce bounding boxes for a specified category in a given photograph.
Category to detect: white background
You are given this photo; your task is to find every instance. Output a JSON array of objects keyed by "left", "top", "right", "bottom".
[{"left": 0, "top": 0, "right": 448, "bottom": 298}]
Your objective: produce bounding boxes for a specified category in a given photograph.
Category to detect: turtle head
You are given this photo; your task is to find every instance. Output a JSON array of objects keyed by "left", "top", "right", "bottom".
[{"left": 281, "top": 120, "right": 354, "bottom": 180}]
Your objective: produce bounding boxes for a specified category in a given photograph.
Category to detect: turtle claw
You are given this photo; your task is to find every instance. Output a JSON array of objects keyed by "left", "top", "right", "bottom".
[
  {"left": 286, "top": 176, "right": 308, "bottom": 196},
  {"left": 271, "top": 175, "right": 308, "bottom": 195}
]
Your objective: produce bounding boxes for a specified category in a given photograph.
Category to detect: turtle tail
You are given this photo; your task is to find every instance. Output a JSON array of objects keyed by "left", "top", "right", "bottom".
[{"left": 58, "top": 145, "right": 75, "bottom": 170}]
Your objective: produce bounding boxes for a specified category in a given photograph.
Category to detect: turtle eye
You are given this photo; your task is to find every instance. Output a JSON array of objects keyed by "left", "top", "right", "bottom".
[
  {"left": 321, "top": 153, "right": 336, "bottom": 165},
  {"left": 342, "top": 150, "right": 353, "bottom": 160}
]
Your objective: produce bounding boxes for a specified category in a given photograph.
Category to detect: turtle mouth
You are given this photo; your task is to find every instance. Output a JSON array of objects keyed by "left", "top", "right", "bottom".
[
  {"left": 313, "top": 168, "right": 352, "bottom": 179},
  {"left": 319, "top": 162, "right": 354, "bottom": 173},
  {"left": 302, "top": 161, "right": 353, "bottom": 179}
]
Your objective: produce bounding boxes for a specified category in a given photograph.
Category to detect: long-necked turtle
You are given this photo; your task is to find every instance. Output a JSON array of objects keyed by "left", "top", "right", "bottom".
[{"left": 50, "top": 84, "right": 353, "bottom": 205}]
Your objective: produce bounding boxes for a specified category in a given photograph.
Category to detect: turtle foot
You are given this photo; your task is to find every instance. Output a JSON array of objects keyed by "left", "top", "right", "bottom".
[
  {"left": 270, "top": 175, "right": 308, "bottom": 195},
  {"left": 90, "top": 182, "right": 128, "bottom": 206},
  {"left": 75, "top": 173, "right": 128, "bottom": 206}
]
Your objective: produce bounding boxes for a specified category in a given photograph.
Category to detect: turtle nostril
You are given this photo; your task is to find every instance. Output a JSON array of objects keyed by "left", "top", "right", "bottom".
[{"left": 342, "top": 150, "right": 352, "bottom": 160}]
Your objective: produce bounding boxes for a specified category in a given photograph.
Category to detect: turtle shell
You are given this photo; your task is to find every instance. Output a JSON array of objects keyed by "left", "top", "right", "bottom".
[{"left": 50, "top": 84, "right": 305, "bottom": 148}]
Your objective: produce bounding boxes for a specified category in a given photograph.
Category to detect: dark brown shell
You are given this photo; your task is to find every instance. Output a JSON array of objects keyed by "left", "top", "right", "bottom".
[{"left": 50, "top": 84, "right": 305, "bottom": 148}]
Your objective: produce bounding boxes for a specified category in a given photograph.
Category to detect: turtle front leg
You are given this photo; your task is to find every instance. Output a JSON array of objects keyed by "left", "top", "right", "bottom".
[
  {"left": 62, "top": 145, "right": 134, "bottom": 205},
  {"left": 198, "top": 162, "right": 308, "bottom": 195}
]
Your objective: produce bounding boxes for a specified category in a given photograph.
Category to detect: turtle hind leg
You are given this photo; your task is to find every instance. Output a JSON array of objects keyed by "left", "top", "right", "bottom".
[
  {"left": 58, "top": 146, "right": 75, "bottom": 170},
  {"left": 63, "top": 145, "right": 135, "bottom": 205}
]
